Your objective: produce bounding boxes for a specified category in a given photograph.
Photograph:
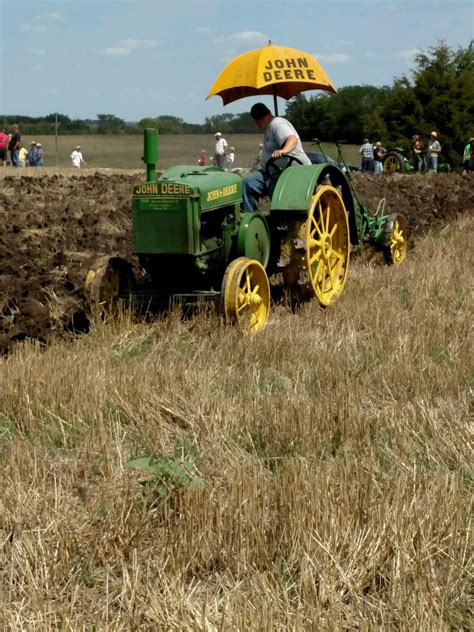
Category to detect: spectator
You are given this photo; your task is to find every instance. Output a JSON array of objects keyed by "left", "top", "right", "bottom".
[
  {"left": 373, "top": 141, "right": 385, "bottom": 175},
  {"left": 18, "top": 143, "right": 28, "bottom": 167},
  {"left": 8, "top": 123, "right": 21, "bottom": 167},
  {"left": 28, "top": 141, "right": 37, "bottom": 166},
  {"left": 35, "top": 143, "right": 44, "bottom": 166},
  {"left": 71, "top": 145, "right": 87, "bottom": 168},
  {"left": 214, "top": 132, "right": 228, "bottom": 169},
  {"left": 243, "top": 102, "right": 310, "bottom": 212},
  {"left": 359, "top": 138, "right": 373, "bottom": 172},
  {"left": 0, "top": 128, "right": 9, "bottom": 166},
  {"left": 462, "top": 137, "right": 474, "bottom": 173},
  {"left": 198, "top": 149, "right": 206, "bottom": 166},
  {"left": 410, "top": 134, "right": 426, "bottom": 172},
  {"left": 426, "top": 131, "right": 441, "bottom": 173},
  {"left": 251, "top": 142, "right": 264, "bottom": 171},
  {"left": 226, "top": 146, "right": 235, "bottom": 170}
]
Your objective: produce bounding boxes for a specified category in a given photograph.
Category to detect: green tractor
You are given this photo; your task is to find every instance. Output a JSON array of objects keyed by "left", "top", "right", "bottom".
[{"left": 85, "top": 129, "right": 407, "bottom": 333}]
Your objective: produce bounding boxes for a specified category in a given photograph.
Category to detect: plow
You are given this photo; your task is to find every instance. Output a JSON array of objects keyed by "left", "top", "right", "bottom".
[{"left": 84, "top": 129, "right": 407, "bottom": 333}]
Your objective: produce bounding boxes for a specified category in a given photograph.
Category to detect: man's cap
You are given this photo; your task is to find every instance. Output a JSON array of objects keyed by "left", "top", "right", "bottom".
[
  {"left": 470, "top": 137, "right": 474, "bottom": 143},
  {"left": 230, "top": 146, "right": 235, "bottom": 151},
  {"left": 76, "top": 145, "right": 81, "bottom": 149},
  {"left": 214, "top": 132, "right": 221, "bottom": 137},
  {"left": 363, "top": 138, "right": 369, "bottom": 143},
  {"left": 31, "top": 141, "right": 36, "bottom": 145},
  {"left": 36, "top": 143, "right": 42, "bottom": 147},
  {"left": 375, "top": 141, "right": 382, "bottom": 146},
  {"left": 412, "top": 134, "right": 419, "bottom": 139},
  {"left": 250, "top": 103, "right": 271, "bottom": 120},
  {"left": 431, "top": 131, "right": 438, "bottom": 137}
]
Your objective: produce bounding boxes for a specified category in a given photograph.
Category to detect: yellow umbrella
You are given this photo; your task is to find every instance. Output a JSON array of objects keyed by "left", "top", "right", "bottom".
[{"left": 207, "top": 42, "right": 336, "bottom": 115}]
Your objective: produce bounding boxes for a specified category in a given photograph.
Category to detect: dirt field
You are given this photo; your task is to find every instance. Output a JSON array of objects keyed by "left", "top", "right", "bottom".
[{"left": 1, "top": 170, "right": 473, "bottom": 354}]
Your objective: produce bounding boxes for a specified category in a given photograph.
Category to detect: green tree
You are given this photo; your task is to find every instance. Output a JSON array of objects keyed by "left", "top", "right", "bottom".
[{"left": 96, "top": 114, "right": 127, "bottom": 134}]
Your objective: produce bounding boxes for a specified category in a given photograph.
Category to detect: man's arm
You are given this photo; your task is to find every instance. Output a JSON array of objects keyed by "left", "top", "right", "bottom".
[{"left": 271, "top": 134, "right": 298, "bottom": 159}]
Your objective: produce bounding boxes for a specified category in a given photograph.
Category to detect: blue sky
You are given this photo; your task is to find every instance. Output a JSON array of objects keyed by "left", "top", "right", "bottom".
[{"left": 1, "top": 0, "right": 472, "bottom": 123}]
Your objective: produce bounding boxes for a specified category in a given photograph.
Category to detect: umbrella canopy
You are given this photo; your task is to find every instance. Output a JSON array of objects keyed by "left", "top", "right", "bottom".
[{"left": 207, "top": 42, "right": 337, "bottom": 111}]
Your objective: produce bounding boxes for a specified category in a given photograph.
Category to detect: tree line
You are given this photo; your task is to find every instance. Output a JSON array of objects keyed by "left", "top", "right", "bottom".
[
  {"left": 1, "top": 41, "right": 471, "bottom": 165},
  {"left": 286, "top": 41, "right": 473, "bottom": 166}
]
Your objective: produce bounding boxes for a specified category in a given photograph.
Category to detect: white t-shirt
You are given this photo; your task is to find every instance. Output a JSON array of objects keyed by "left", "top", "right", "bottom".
[
  {"left": 71, "top": 150, "right": 83, "bottom": 167},
  {"left": 215, "top": 138, "right": 228, "bottom": 155},
  {"left": 262, "top": 117, "right": 311, "bottom": 167}
]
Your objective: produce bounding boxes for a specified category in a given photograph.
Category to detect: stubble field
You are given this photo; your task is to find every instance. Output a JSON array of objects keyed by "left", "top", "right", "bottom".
[{"left": 0, "top": 148, "right": 472, "bottom": 629}]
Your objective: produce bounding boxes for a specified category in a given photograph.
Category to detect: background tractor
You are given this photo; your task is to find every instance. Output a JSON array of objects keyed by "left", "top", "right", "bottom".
[
  {"left": 382, "top": 146, "right": 451, "bottom": 174},
  {"left": 85, "top": 129, "right": 407, "bottom": 333}
]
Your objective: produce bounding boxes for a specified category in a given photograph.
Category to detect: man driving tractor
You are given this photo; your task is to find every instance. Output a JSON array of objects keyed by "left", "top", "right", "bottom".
[{"left": 243, "top": 102, "right": 311, "bottom": 211}]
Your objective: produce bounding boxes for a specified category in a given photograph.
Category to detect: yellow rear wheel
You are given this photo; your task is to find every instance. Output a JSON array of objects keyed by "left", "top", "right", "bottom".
[
  {"left": 305, "top": 185, "right": 350, "bottom": 306},
  {"left": 221, "top": 257, "right": 270, "bottom": 333}
]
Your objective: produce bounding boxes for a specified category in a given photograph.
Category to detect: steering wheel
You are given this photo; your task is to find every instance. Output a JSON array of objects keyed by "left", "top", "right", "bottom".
[{"left": 265, "top": 154, "right": 304, "bottom": 181}]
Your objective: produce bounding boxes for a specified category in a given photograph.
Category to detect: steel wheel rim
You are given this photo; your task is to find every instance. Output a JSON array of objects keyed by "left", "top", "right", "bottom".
[
  {"left": 223, "top": 257, "right": 270, "bottom": 333},
  {"left": 384, "top": 155, "right": 400, "bottom": 173},
  {"left": 306, "top": 185, "right": 350, "bottom": 306}
]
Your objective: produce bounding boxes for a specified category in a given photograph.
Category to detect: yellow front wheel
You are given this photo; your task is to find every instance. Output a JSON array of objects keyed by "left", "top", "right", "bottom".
[
  {"left": 305, "top": 185, "right": 350, "bottom": 306},
  {"left": 382, "top": 213, "right": 407, "bottom": 265},
  {"left": 221, "top": 257, "right": 270, "bottom": 333},
  {"left": 85, "top": 256, "right": 134, "bottom": 306}
]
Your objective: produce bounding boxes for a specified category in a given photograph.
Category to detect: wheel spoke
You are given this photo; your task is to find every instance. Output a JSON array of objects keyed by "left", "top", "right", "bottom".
[
  {"left": 245, "top": 270, "right": 252, "bottom": 293},
  {"left": 309, "top": 249, "right": 322, "bottom": 266},
  {"left": 311, "top": 213, "right": 324, "bottom": 239},
  {"left": 325, "top": 203, "right": 331, "bottom": 233},
  {"left": 329, "top": 222, "right": 338, "bottom": 238}
]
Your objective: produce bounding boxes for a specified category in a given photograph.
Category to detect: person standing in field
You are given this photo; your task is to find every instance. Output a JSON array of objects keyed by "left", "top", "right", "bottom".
[
  {"left": 426, "top": 131, "right": 441, "bottom": 173},
  {"left": 411, "top": 134, "right": 426, "bottom": 172},
  {"left": 28, "top": 141, "right": 37, "bottom": 166},
  {"left": 0, "top": 129, "right": 9, "bottom": 166},
  {"left": 8, "top": 123, "right": 21, "bottom": 167},
  {"left": 462, "top": 137, "right": 474, "bottom": 173},
  {"left": 198, "top": 149, "right": 206, "bottom": 166},
  {"left": 71, "top": 145, "right": 87, "bottom": 168},
  {"left": 214, "top": 132, "right": 228, "bottom": 169},
  {"left": 226, "top": 146, "right": 235, "bottom": 170},
  {"left": 359, "top": 138, "right": 373, "bottom": 172},
  {"left": 35, "top": 143, "right": 44, "bottom": 166},
  {"left": 372, "top": 141, "right": 385, "bottom": 175},
  {"left": 18, "top": 143, "right": 28, "bottom": 167}
]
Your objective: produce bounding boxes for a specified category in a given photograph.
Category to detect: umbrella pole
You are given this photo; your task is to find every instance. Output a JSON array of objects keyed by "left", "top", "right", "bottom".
[{"left": 273, "top": 89, "right": 278, "bottom": 116}]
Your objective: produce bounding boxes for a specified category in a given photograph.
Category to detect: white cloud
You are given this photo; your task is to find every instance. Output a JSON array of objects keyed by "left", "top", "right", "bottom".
[
  {"left": 35, "top": 12, "right": 64, "bottom": 21},
  {"left": 313, "top": 53, "right": 352, "bottom": 64},
  {"left": 394, "top": 49, "right": 421, "bottom": 64},
  {"left": 100, "top": 38, "right": 159, "bottom": 57},
  {"left": 21, "top": 24, "right": 46, "bottom": 32},
  {"left": 117, "top": 38, "right": 158, "bottom": 50},
  {"left": 103, "top": 47, "right": 130, "bottom": 56},
  {"left": 218, "top": 31, "right": 268, "bottom": 45}
]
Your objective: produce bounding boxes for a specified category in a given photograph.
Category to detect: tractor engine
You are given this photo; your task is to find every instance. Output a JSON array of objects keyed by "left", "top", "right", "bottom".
[{"left": 132, "top": 166, "right": 243, "bottom": 290}]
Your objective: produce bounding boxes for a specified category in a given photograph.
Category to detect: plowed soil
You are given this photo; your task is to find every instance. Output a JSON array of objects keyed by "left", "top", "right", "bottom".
[{"left": 1, "top": 170, "right": 473, "bottom": 353}]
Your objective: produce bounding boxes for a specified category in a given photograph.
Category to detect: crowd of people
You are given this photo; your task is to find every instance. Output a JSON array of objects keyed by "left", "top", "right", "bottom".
[
  {"left": 0, "top": 122, "right": 89, "bottom": 168},
  {"left": 359, "top": 132, "right": 474, "bottom": 174}
]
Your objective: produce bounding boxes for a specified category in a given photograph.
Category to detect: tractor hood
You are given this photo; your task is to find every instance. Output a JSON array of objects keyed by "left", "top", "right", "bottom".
[{"left": 132, "top": 165, "right": 242, "bottom": 211}]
